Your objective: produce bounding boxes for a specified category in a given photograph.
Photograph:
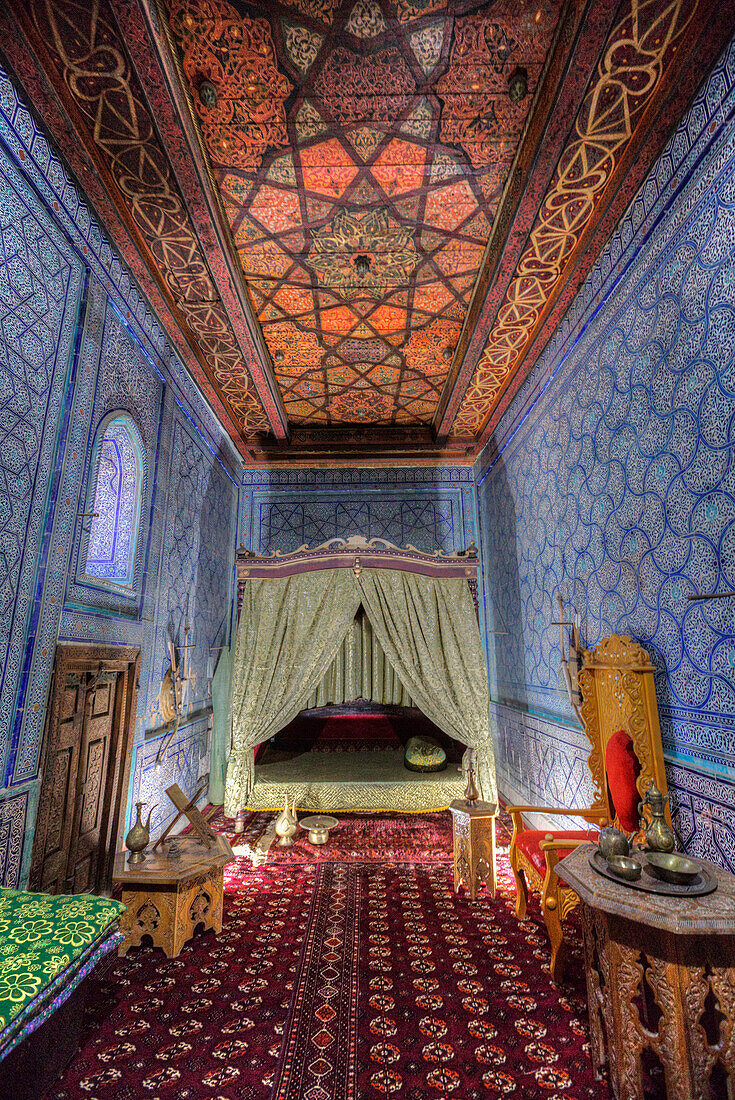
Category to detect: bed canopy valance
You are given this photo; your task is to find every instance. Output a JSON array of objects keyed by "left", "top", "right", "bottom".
[
  {"left": 224, "top": 537, "right": 495, "bottom": 816},
  {"left": 235, "top": 536, "right": 481, "bottom": 600}
]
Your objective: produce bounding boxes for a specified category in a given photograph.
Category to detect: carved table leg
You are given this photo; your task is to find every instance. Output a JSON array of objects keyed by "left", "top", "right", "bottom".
[
  {"left": 581, "top": 904, "right": 607, "bottom": 1079},
  {"left": 676, "top": 935, "right": 735, "bottom": 1100},
  {"left": 593, "top": 914, "right": 645, "bottom": 1100},
  {"left": 473, "top": 816, "right": 496, "bottom": 900},
  {"left": 119, "top": 886, "right": 176, "bottom": 957},
  {"left": 584, "top": 914, "right": 735, "bottom": 1100},
  {"left": 453, "top": 814, "right": 473, "bottom": 898},
  {"left": 210, "top": 869, "right": 224, "bottom": 934}
]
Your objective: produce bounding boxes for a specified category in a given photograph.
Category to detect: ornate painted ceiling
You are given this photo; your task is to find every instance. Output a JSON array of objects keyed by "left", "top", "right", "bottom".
[
  {"left": 2, "top": 0, "right": 731, "bottom": 463},
  {"left": 167, "top": 0, "right": 562, "bottom": 429}
]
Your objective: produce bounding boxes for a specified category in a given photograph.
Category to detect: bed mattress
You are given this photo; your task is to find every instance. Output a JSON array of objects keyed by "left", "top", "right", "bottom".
[{"left": 246, "top": 748, "right": 465, "bottom": 812}]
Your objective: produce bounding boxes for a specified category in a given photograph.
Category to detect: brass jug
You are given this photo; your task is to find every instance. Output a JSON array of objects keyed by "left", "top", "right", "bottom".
[
  {"left": 638, "top": 780, "right": 675, "bottom": 853},
  {"left": 125, "top": 801, "right": 156, "bottom": 863},
  {"left": 275, "top": 793, "right": 298, "bottom": 847}
]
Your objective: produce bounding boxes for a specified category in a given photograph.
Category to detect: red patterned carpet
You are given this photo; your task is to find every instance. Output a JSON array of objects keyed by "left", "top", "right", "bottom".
[
  {"left": 46, "top": 811, "right": 612, "bottom": 1099},
  {"left": 215, "top": 806, "right": 456, "bottom": 864}
]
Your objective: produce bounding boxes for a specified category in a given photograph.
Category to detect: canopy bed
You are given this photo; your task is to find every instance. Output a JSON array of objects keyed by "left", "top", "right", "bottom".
[{"left": 224, "top": 537, "right": 496, "bottom": 816}]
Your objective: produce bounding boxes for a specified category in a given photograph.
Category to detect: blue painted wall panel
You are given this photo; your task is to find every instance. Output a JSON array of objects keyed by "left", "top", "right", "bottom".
[
  {"left": 240, "top": 467, "right": 477, "bottom": 556},
  {"left": 0, "top": 69, "right": 238, "bottom": 886},
  {"left": 476, "top": 37, "right": 735, "bottom": 870}
]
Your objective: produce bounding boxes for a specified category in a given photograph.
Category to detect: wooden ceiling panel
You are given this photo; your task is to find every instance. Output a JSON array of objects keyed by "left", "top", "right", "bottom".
[{"left": 3, "top": 0, "right": 731, "bottom": 463}]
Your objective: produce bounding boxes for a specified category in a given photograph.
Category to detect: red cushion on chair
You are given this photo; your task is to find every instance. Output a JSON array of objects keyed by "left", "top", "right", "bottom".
[
  {"left": 605, "top": 729, "right": 641, "bottom": 832},
  {"left": 515, "top": 830, "right": 598, "bottom": 878}
]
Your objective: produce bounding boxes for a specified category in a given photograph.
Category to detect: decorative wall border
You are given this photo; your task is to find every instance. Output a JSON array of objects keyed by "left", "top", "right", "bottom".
[
  {"left": 0, "top": 790, "right": 28, "bottom": 888},
  {"left": 242, "top": 467, "right": 475, "bottom": 487}
]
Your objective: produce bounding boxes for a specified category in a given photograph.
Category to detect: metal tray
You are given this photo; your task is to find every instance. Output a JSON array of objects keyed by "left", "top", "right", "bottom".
[{"left": 588, "top": 849, "right": 718, "bottom": 897}]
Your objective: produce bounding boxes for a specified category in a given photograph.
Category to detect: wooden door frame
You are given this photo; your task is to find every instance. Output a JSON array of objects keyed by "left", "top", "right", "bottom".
[{"left": 30, "top": 643, "right": 140, "bottom": 894}]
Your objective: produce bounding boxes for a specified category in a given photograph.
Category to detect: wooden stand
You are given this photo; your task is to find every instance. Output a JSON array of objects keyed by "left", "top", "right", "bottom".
[
  {"left": 113, "top": 834, "right": 234, "bottom": 959},
  {"left": 558, "top": 844, "right": 735, "bottom": 1100},
  {"left": 449, "top": 799, "right": 497, "bottom": 900}
]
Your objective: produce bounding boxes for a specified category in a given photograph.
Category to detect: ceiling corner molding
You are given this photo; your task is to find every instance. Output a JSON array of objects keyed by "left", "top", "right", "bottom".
[
  {"left": 433, "top": 0, "right": 615, "bottom": 441},
  {"left": 447, "top": 0, "right": 735, "bottom": 449},
  {"left": 3, "top": 0, "right": 278, "bottom": 450},
  {"left": 120, "top": 0, "right": 290, "bottom": 439}
]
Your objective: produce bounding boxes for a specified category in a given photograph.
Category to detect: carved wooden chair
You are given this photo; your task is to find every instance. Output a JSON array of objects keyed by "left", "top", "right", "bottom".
[{"left": 508, "top": 635, "right": 669, "bottom": 983}]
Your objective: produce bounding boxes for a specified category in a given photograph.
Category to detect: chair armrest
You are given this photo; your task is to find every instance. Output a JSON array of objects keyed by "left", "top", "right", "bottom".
[
  {"left": 506, "top": 805, "right": 607, "bottom": 822},
  {"left": 539, "top": 834, "right": 594, "bottom": 886},
  {"left": 539, "top": 837, "right": 591, "bottom": 851}
]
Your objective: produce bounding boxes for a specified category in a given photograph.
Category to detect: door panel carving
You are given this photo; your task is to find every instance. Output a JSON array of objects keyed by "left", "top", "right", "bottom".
[{"left": 30, "top": 646, "right": 139, "bottom": 895}]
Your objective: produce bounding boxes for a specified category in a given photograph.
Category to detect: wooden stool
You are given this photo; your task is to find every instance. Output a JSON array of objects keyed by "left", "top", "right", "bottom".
[
  {"left": 113, "top": 834, "right": 233, "bottom": 958},
  {"left": 450, "top": 799, "right": 497, "bottom": 900}
]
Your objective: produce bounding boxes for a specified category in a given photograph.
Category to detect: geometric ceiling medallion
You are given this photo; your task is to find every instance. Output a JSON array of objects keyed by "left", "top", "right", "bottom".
[
  {"left": 311, "top": 208, "right": 419, "bottom": 301},
  {"left": 5, "top": 0, "right": 724, "bottom": 464}
]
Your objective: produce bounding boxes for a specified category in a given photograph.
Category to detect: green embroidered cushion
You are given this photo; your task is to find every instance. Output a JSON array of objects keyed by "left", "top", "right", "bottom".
[
  {"left": 0, "top": 888, "right": 125, "bottom": 1034},
  {"left": 404, "top": 735, "right": 447, "bottom": 773}
]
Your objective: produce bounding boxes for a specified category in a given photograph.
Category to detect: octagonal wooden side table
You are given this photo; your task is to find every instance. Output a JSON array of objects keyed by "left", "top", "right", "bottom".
[
  {"left": 557, "top": 843, "right": 735, "bottom": 1100},
  {"left": 113, "top": 833, "right": 234, "bottom": 958},
  {"left": 449, "top": 799, "right": 497, "bottom": 900}
]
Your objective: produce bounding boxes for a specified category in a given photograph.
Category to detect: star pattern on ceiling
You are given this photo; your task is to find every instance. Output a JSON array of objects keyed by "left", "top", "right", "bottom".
[
  {"left": 4, "top": 0, "right": 728, "bottom": 462},
  {"left": 168, "top": 0, "right": 562, "bottom": 426}
]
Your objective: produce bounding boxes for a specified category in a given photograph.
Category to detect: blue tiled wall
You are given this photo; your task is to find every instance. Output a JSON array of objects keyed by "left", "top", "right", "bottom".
[
  {"left": 240, "top": 467, "right": 477, "bottom": 556},
  {"left": 0, "top": 69, "right": 238, "bottom": 886},
  {"left": 476, "top": 38, "right": 735, "bottom": 870}
]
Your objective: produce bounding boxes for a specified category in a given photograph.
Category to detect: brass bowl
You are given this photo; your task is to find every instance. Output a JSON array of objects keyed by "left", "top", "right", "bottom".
[
  {"left": 646, "top": 852, "right": 701, "bottom": 885},
  {"left": 606, "top": 854, "right": 642, "bottom": 881}
]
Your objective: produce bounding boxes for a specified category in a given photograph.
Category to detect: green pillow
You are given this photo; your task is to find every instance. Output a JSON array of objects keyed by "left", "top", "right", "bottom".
[{"left": 404, "top": 735, "right": 447, "bottom": 773}]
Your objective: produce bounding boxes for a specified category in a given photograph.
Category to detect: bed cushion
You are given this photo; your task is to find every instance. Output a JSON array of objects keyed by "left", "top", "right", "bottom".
[
  {"left": 515, "top": 829, "right": 599, "bottom": 878},
  {"left": 404, "top": 735, "right": 447, "bottom": 773},
  {"left": 0, "top": 888, "right": 125, "bottom": 1044}
]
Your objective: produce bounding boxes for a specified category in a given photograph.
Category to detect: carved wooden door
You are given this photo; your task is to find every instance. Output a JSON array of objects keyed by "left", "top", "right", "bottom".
[
  {"left": 34, "top": 670, "right": 88, "bottom": 894},
  {"left": 30, "top": 645, "right": 139, "bottom": 896},
  {"left": 65, "top": 672, "right": 119, "bottom": 894}
]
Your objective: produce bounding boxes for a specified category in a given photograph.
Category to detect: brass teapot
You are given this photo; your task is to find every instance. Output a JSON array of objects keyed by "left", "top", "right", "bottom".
[
  {"left": 638, "top": 780, "right": 675, "bottom": 853},
  {"left": 597, "top": 826, "right": 630, "bottom": 862}
]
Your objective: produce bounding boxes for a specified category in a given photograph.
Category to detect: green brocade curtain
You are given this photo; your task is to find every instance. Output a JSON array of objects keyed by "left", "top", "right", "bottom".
[
  {"left": 357, "top": 569, "right": 497, "bottom": 804},
  {"left": 224, "top": 570, "right": 361, "bottom": 816},
  {"left": 208, "top": 644, "right": 232, "bottom": 805},
  {"left": 305, "top": 608, "right": 413, "bottom": 709},
  {"left": 225, "top": 565, "right": 496, "bottom": 813}
]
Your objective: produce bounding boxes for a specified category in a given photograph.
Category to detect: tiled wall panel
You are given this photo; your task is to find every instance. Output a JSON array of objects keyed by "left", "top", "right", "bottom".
[
  {"left": 0, "top": 68, "right": 238, "bottom": 886},
  {"left": 241, "top": 467, "right": 477, "bottom": 555},
  {"left": 477, "top": 38, "right": 735, "bottom": 869}
]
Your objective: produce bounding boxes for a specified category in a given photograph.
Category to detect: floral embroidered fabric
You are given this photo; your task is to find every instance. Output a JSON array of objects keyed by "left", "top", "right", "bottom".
[{"left": 0, "top": 887, "right": 125, "bottom": 1038}]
